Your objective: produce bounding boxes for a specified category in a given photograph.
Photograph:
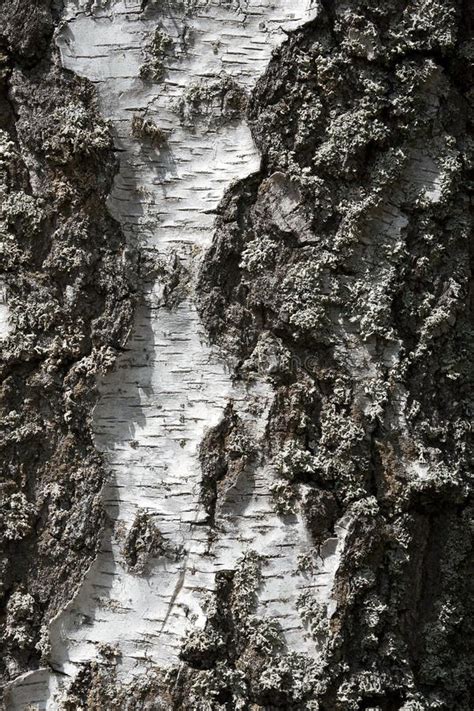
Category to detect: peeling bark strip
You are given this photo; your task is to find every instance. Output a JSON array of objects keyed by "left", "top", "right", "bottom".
[{"left": 1, "top": 2, "right": 473, "bottom": 711}]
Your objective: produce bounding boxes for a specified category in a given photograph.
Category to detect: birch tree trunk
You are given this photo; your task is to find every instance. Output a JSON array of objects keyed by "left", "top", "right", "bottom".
[{"left": 0, "top": 1, "right": 472, "bottom": 710}]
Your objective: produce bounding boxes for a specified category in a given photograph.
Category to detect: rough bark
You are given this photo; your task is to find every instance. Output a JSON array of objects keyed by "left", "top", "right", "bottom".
[
  {"left": 0, "top": 0, "right": 135, "bottom": 697},
  {"left": 1, "top": 1, "right": 473, "bottom": 710}
]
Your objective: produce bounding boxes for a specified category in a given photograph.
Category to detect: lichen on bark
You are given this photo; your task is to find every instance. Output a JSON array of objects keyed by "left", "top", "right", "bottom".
[
  {"left": 196, "top": 1, "right": 473, "bottom": 708},
  {"left": 1, "top": 0, "right": 473, "bottom": 710},
  {"left": 0, "top": 0, "right": 135, "bottom": 689}
]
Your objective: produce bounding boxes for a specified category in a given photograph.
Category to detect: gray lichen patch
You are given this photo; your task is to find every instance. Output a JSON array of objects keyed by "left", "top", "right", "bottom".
[
  {"left": 60, "top": 655, "right": 171, "bottom": 711},
  {"left": 139, "top": 25, "right": 175, "bottom": 83},
  {"left": 176, "top": 550, "right": 301, "bottom": 706},
  {"left": 131, "top": 114, "right": 167, "bottom": 148},
  {"left": 122, "top": 511, "right": 166, "bottom": 574},
  {"left": 269, "top": 479, "right": 298, "bottom": 516},
  {"left": 0, "top": 487, "right": 36, "bottom": 544},
  {"left": 4, "top": 591, "right": 37, "bottom": 652},
  {"left": 141, "top": 0, "right": 201, "bottom": 19},
  {"left": 176, "top": 74, "right": 248, "bottom": 129}
]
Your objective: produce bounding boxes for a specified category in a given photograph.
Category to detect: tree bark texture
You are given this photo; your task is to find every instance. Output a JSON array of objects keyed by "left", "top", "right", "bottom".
[{"left": 0, "top": 1, "right": 472, "bottom": 710}]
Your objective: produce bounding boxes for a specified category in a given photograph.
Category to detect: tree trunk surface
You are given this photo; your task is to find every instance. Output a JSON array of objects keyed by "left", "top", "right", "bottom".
[{"left": 0, "top": 1, "right": 472, "bottom": 710}]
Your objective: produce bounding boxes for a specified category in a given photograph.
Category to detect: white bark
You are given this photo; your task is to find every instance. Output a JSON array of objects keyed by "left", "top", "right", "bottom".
[
  {"left": 0, "top": 281, "right": 9, "bottom": 340},
  {"left": 7, "top": 2, "right": 356, "bottom": 707}
]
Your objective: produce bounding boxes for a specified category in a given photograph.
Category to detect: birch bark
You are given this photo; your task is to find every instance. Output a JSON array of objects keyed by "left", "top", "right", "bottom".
[{"left": 1, "top": 1, "right": 472, "bottom": 710}]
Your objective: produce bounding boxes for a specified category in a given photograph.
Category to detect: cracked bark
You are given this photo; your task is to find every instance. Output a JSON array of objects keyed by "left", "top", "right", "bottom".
[{"left": 1, "top": 1, "right": 473, "bottom": 710}]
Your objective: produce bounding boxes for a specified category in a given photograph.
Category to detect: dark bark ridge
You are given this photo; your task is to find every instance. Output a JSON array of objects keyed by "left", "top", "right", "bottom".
[
  {"left": 0, "top": 0, "right": 136, "bottom": 688},
  {"left": 195, "top": 1, "right": 473, "bottom": 709}
]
